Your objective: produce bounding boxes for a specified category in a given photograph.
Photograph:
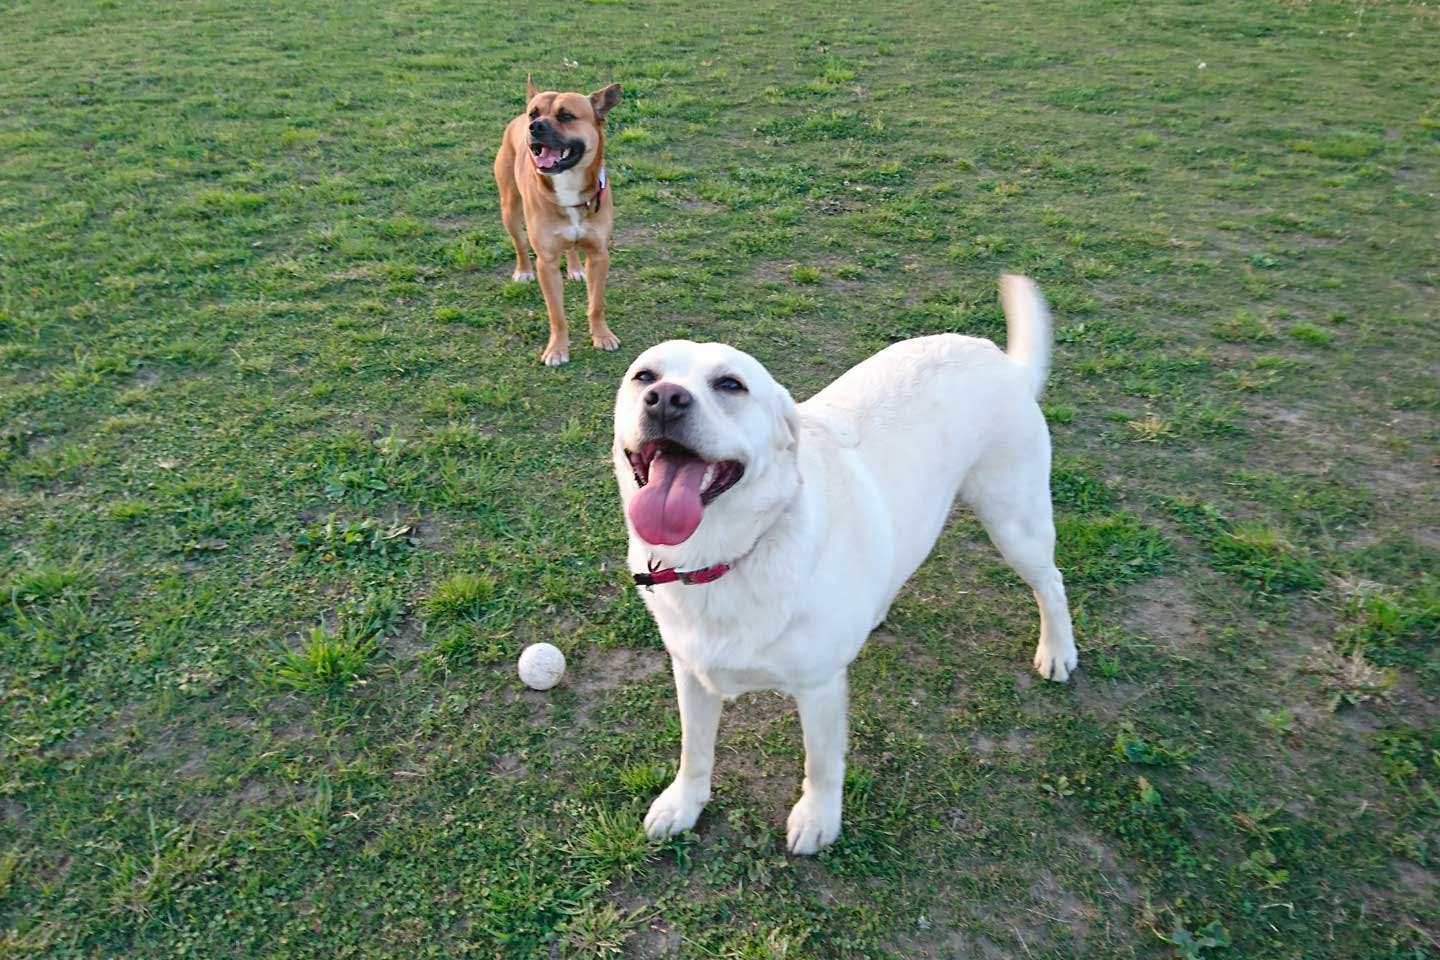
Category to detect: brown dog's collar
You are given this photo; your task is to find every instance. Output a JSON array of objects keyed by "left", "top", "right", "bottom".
[{"left": 562, "top": 165, "right": 607, "bottom": 215}]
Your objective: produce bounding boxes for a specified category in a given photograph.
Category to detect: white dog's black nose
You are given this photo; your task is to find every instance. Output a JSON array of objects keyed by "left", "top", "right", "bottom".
[{"left": 644, "top": 383, "right": 692, "bottom": 418}]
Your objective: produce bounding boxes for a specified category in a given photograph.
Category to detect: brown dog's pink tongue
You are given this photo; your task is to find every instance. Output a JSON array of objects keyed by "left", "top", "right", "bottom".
[
  {"left": 628, "top": 452, "right": 708, "bottom": 545},
  {"left": 533, "top": 146, "right": 561, "bottom": 168}
]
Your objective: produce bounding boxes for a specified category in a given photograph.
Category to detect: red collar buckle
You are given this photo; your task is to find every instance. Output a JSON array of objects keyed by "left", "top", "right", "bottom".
[{"left": 633, "top": 561, "right": 731, "bottom": 588}]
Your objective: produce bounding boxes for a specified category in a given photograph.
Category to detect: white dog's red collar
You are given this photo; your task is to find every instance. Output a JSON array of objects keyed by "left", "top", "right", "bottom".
[{"left": 633, "top": 559, "right": 730, "bottom": 588}]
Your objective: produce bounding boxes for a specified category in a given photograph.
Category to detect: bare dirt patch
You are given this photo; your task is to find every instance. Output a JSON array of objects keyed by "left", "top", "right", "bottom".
[
  {"left": 409, "top": 517, "right": 451, "bottom": 552},
  {"left": 1028, "top": 868, "right": 1098, "bottom": 943},
  {"left": 674, "top": 196, "right": 724, "bottom": 214},
  {"left": 0, "top": 798, "right": 26, "bottom": 827},
  {"left": 57, "top": 699, "right": 146, "bottom": 760},
  {"left": 1250, "top": 399, "right": 1436, "bottom": 506},
  {"left": 969, "top": 730, "right": 1036, "bottom": 759},
  {"left": 571, "top": 646, "right": 666, "bottom": 697},
  {"left": 1072, "top": 828, "right": 1144, "bottom": 908},
  {"left": 1070, "top": 675, "right": 1152, "bottom": 721},
  {"left": 706, "top": 691, "right": 805, "bottom": 828},
  {"left": 1124, "top": 577, "right": 1206, "bottom": 651},
  {"left": 750, "top": 259, "right": 803, "bottom": 285},
  {"left": 610, "top": 222, "right": 657, "bottom": 249},
  {"left": 561, "top": 645, "right": 669, "bottom": 726},
  {"left": 631, "top": 916, "right": 683, "bottom": 958},
  {"left": 385, "top": 616, "right": 428, "bottom": 659},
  {"left": 231, "top": 778, "right": 304, "bottom": 810},
  {"left": 1393, "top": 860, "right": 1437, "bottom": 895},
  {"left": 490, "top": 752, "right": 526, "bottom": 780}
]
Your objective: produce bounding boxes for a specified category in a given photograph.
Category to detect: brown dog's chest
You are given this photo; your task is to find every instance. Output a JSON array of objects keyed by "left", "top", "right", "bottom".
[
  {"left": 537, "top": 173, "right": 603, "bottom": 239},
  {"left": 519, "top": 166, "right": 610, "bottom": 248}
]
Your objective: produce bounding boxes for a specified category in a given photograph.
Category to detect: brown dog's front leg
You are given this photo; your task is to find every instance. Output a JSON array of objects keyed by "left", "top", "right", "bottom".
[
  {"left": 583, "top": 246, "right": 618, "bottom": 352},
  {"left": 536, "top": 258, "right": 569, "bottom": 366},
  {"left": 565, "top": 249, "right": 585, "bottom": 282}
]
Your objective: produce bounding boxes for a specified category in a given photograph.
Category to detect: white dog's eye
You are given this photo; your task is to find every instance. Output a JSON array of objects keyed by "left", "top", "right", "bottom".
[
  {"left": 634, "top": 369, "right": 657, "bottom": 384},
  {"left": 714, "top": 376, "right": 746, "bottom": 393}
]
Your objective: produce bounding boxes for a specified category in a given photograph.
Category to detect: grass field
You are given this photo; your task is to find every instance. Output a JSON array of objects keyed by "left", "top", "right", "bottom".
[{"left": 2, "top": 0, "right": 1438, "bottom": 956}]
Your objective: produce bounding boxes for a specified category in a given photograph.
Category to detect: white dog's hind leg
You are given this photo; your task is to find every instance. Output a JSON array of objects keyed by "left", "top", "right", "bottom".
[
  {"left": 786, "top": 672, "right": 848, "bottom": 854},
  {"left": 645, "top": 662, "right": 722, "bottom": 840},
  {"left": 968, "top": 470, "right": 1078, "bottom": 682},
  {"left": 1020, "top": 553, "right": 1077, "bottom": 682}
]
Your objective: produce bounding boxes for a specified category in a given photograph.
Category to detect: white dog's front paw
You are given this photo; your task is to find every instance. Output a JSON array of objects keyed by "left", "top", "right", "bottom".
[
  {"left": 644, "top": 781, "right": 708, "bottom": 840},
  {"left": 1034, "top": 643, "right": 1078, "bottom": 683},
  {"left": 511, "top": 270, "right": 534, "bottom": 282},
  {"left": 786, "top": 792, "right": 841, "bottom": 855}
]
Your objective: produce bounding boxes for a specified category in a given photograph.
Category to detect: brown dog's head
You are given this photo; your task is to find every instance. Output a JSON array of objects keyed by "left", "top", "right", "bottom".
[{"left": 524, "top": 75, "right": 622, "bottom": 177}]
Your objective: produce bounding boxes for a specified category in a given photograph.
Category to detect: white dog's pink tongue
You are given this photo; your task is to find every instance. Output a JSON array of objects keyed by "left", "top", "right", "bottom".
[
  {"left": 629, "top": 453, "right": 709, "bottom": 545},
  {"left": 533, "top": 146, "right": 562, "bottom": 169}
]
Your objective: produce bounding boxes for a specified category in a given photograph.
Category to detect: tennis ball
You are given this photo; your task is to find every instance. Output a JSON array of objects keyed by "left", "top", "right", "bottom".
[{"left": 517, "top": 642, "right": 566, "bottom": 690}]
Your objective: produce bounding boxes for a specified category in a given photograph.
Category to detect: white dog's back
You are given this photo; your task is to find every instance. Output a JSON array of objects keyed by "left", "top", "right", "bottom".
[{"left": 800, "top": 275, "right": 1053, "bottom": 599}]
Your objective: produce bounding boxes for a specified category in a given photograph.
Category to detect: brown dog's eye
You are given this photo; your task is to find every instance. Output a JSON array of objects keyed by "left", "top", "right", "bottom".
[
  {"left": 634, "top": 369, "right": 657, "bottom": 384},
  {"left": 529, "top": 108, "right": 539, "bottom": 120},
  {"left": 714, "top": 376, "right": 746, "bottom": 393},
  {"left": 557, "top": 110, "right": 575, "bottom": 122}
]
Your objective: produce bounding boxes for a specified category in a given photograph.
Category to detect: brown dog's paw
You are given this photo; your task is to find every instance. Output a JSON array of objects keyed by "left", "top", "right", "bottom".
[
  {"left": 592, "top": 331, "right": 620, "bottom": 352},
  {"left": 566, "top": 268, "right": 586, "bottom": 283},
  {"left": 511, "top": 270, "right": 535, "bottom": 282},
  {"left": 541, "top": 341, "right": 570, "bottom": 366}
]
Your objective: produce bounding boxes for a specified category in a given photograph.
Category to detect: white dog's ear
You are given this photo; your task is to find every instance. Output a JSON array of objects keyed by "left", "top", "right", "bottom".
[{"left": 775, "top": 387, "right": 800, "bottom": 452}]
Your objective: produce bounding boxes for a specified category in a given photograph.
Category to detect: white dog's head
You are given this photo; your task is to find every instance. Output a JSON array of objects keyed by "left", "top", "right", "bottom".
[{"left": 614, "top": 340, "right": 800, "bottom": 560}]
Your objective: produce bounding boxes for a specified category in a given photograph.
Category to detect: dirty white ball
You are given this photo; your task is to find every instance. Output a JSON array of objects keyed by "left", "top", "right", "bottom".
[{"left": 517, "top": 643, "right": 566, "bottom": 691}]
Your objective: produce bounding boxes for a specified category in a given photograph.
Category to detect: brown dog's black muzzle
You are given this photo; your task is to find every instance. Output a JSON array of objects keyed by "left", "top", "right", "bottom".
[{"left": 526, "top": 122, "right": 586, "bottom": 174}]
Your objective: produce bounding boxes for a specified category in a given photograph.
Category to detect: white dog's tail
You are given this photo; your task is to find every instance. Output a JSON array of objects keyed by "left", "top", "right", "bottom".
[{"left": 1000, "top": 273, "right": 1052, "bottom": 398}]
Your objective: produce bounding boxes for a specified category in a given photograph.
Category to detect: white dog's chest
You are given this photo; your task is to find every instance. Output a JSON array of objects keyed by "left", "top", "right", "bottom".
[
  {"left": 642, "top": 597, "right": 787, "bottom": 696},
  {"left": 666, "top": 641, "right": 792, "bottom": 699},
  {"left": 647, "top": 592, "right": 865, "bottom": 699}
]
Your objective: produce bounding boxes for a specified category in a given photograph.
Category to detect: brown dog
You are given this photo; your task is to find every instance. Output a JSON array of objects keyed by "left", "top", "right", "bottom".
[{"left": 494, "top": 76, "right": 623, "bottom": 366}]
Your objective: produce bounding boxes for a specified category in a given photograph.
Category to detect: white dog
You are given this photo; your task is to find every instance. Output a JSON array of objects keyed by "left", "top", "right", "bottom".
[{"left": 612, "top": 274, "right": 1076, "bottom": 855}]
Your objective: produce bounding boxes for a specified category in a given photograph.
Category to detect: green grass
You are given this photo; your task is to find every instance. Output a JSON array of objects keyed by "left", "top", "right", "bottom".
[
  {"left": 427, "top": 572, "right": 498, "bottom": 618},
  {"left": 271, "top": 625, "right": 377, "bottom": 691},
  {"left": 2, "top": 1, "right": 1438, "bottom": 957},
  {"left": 1166, "top": 498, "right": 1326, "bottom": 596}
]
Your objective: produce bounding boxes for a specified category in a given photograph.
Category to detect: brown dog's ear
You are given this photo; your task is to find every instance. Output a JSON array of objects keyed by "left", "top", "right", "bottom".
[
  {"left": 589, "top": 83, "right": 622, "bottom": 120},
  {"left": 526, "top": 73, "right": 538, "bottom": 101}
]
